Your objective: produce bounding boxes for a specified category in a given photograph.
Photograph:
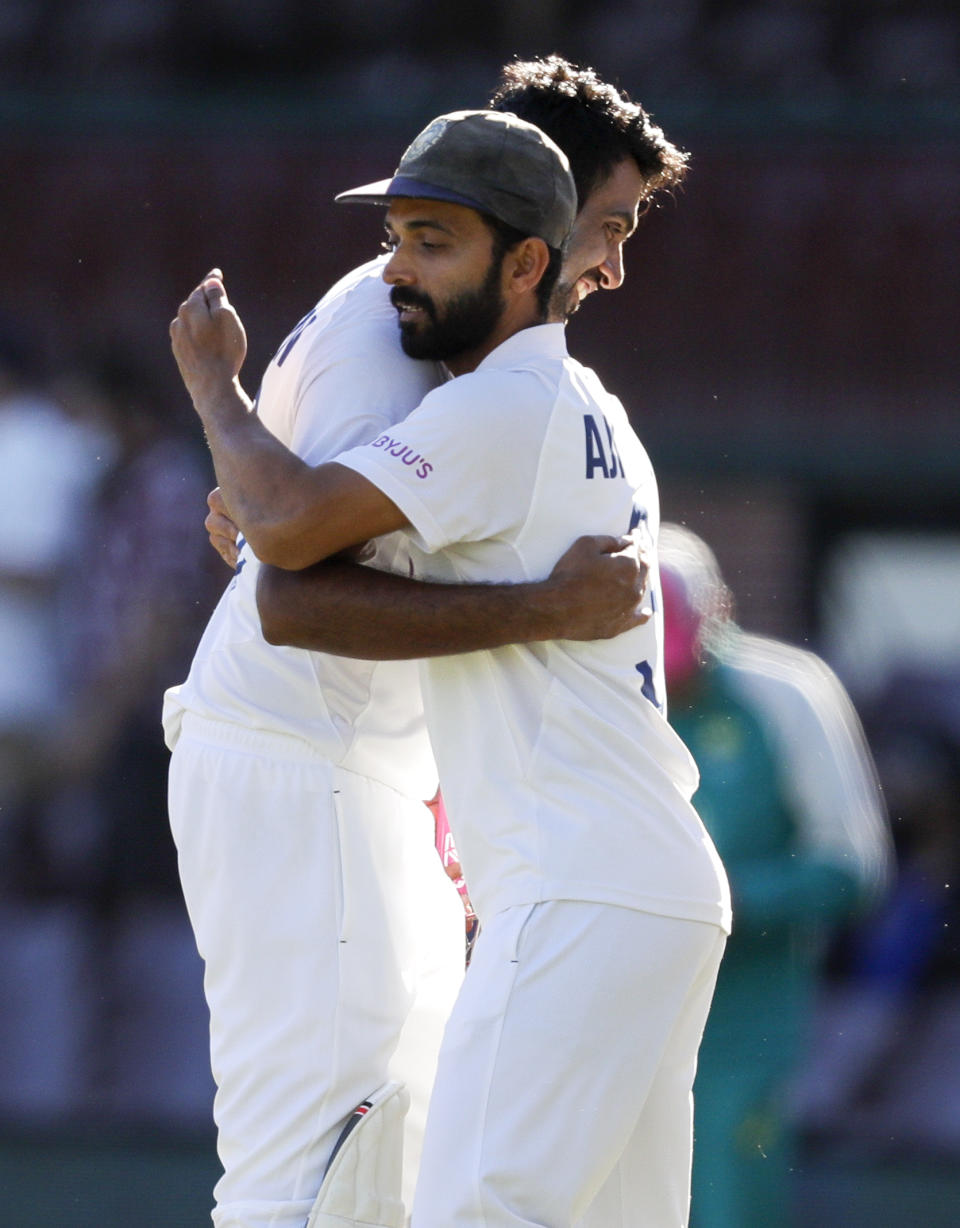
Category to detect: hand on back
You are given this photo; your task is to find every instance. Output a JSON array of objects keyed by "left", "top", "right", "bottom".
[{"left": 547, "top": 533, "right": 652, "bottom": 641}]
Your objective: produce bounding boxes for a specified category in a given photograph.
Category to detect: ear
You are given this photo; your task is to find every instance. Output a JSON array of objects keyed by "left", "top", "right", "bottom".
[{"left": 503, "top": 237, "right": 550, "bottom": 300}]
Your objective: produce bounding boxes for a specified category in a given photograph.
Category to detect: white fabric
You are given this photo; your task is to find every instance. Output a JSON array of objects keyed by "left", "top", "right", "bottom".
[
  {"left": 169, "top": 715, "right": 464, "bottom": 1228},
  {"left": 308, "top": 1081, "right": 408, "bottom": 1228},
  {"left": 339, "top": 323, "right": 731, "bottom": 933},
  {"left": 412, "top": 902, "right": 726, "bottom": 1228},
  {"left": 0, "top": 395, "right": 108, "bottom": 571},
  {"left": 163, "top": 258, "right": 464, "bottom": 1226},
  {"left": 0, "top": 394, "right": 108, "bottom": 723},
  {"left": 724, "top": 630, "right": 893, "bottom": 897},
  {"left": 163, "top": 257, "right": 441, "bottom": 802}
]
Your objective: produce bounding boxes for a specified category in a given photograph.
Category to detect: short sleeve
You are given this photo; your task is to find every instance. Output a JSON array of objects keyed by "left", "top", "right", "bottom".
[{"left": 334, "top": 368, "right": 552, "bottom": 553}]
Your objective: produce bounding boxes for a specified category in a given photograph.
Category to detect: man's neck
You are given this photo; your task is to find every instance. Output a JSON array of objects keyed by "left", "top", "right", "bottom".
[{"left": 445, "top": 304, "right": 550, "bottom": 376}]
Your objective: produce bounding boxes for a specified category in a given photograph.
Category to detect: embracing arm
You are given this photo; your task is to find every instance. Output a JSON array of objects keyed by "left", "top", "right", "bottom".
[
  {"left": 257, "top": 533, "right": 651, "bottom": 658},
  {"left": 170, "top": 270, "right": 403, "bottom": 568}
]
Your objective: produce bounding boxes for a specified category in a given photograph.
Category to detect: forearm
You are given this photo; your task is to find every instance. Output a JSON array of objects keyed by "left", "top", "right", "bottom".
[
  {"left": 258, "top": 558, "right": 567, "bottom": 658},
  {"left": 193, "top": 381, "right": 334, "bottom": 567},
  {"left": 171, "top": 271, "right": 377, "bottom": 568}
]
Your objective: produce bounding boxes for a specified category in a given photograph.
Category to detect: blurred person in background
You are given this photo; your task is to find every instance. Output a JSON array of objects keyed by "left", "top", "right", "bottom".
[
  {"left": 45, "top": 345, "right": 218, "bottom": 904},
  {"left": 658, "top": 522, "right": 892, "bottom": 1228},
  {"left": 0, "top": 317, "right": 108, "bottom": 827},
  {"left": 794, "top": 665, "right": 960, "bottom": 1147},
  {"left": 0, "top": 321, "right": 113, "bottom": 1122},
  {"left": 0, "top": 342, "right": 220, "bottom": 1126},
  {"left": 43, "top": 346, "right": 221, "bottom": 1123}
]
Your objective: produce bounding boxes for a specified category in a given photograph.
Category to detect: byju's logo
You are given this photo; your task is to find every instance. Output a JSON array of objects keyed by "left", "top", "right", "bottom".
[{"left": 370, "top": 433, "right": 433, "bottom": 479}]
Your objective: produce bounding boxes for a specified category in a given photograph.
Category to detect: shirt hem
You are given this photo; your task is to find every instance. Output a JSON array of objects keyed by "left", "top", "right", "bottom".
[{"left": 474, "top": 882, "right": 732, "bottom": 935}]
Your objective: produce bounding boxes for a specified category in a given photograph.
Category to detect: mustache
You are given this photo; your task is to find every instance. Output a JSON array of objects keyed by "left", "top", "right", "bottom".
[{"left": 390, "top": 286, "right": 436, "bottom": 317}]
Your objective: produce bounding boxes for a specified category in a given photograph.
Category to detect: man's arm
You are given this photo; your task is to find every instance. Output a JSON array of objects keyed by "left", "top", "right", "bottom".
[
  {"left": 257, "top": 534, "right": 651, "bottom": 658},
  {"left": 170, "top": 270, "right": 403, "bottom": 569},
  {"left": 205, "top": 490, "right": 650, "bottom": 655}
]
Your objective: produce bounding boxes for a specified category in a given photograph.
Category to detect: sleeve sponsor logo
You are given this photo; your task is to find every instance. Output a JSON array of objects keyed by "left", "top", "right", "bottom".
[{"left": 369, "top": 433, "right": 433, "bottom": 480}]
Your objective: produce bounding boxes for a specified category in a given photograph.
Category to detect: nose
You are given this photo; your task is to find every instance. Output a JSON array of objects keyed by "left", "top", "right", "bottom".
[
  {"left": 599, "top": 244, "right": 625, "bottom": 291},
  {"left": 383, "top": 247, "right": 412, "bottom": 287}
]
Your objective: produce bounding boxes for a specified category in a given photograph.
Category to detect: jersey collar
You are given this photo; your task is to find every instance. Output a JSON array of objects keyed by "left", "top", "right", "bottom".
[{"left": 474, "top": 322, "right": 568, "bottom": 372}]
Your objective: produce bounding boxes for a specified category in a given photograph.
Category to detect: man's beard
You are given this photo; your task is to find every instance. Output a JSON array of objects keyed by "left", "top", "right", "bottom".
[
  {"left": 549, "top": 272, "right": 595, "bottom": 322},
  {"left": 391, "top": 255, "right": 505, "bottom": 362}
]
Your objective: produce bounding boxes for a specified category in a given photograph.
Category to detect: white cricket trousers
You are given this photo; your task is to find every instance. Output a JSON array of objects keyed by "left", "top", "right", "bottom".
[
  {"left": 412, "top": 900, "right": 726, "bottom": 1228},
  {"left": 168, "top": 714, "right": 464, "bottom": 1228}
]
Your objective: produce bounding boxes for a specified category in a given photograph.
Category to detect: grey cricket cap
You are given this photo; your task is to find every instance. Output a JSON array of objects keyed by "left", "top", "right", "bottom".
[{"left": 335, "top": 109, "right": 577, "bottom": 250}]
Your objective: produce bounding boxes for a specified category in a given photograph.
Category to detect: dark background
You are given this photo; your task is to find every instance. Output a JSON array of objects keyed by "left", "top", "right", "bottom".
[{"left": 1, "top": 2, "right": 958, "bottom": 1223}]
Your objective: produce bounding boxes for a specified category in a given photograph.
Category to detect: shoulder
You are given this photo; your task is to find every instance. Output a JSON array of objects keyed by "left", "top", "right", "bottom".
[
  {"left": 269, "top": 253, "right": 427, "bottom": 388},
  {"left": 413, "top": 365, "right": 556, "bottom": 448},
  {"left": 304, "top": 255, "right": 397, "bottom": 341},
  {"left": 424, "top": 328, "right": 567, "bottom": 419}
]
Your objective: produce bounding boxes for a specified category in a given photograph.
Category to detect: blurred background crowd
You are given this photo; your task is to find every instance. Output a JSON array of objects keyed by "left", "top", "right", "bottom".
[
  {"left": 1, "top": 1, "right": 958, "bottom": 1224},
  {"left": 2, "top": 0, "right": 959, "bottom": 105}
]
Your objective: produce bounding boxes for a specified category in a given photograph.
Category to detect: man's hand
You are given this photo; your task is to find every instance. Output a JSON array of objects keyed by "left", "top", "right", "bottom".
[
  {"left": 206, "top": 487, "right": 240, "bottom": 569},
  {"left": 170, "top": 269, "right": 247, "bottom": 408},
  {"left": 544, "top": 534, "right": 652, "bottom": 641}
]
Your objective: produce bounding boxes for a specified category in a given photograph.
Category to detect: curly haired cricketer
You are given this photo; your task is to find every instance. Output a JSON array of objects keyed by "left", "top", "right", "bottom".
[
  {"left": 171, "top": 107, "right": 729, "bottom": 1228},
  {"left": 164, "top": 56, "right": 681, "bottom": 1228}
]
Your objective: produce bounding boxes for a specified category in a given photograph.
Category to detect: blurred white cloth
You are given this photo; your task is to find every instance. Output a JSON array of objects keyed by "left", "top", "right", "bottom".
[
  {"left": 0, "top": 393, "right": 109, "bottom": 724},
  {"left": 724, "top": 629, "right": 893, "bottom": 901}
]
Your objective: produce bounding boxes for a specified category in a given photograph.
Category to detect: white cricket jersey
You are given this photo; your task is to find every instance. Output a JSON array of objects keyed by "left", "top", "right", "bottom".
[
  {"left": 338, "top": 323, "right": 732, "bottom": 930},
  {"left": 162, "top": 257, "right": 442, "bottom": 801}
]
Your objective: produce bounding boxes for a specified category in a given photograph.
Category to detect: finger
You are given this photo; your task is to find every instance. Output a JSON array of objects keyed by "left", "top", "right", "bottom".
[
  {"left": 201, "top": 276, "right": 227, "bottom": 312},
  {"left": 186, "top": 282, "right": 210, "bottom": 308},
  {"left": 207, "top": 486, "right": 228, "bottom": 515},
  {"left": 580, "top": 533, "right": 625, "bottom": 554},
  {"left": 210, "top": 534, "right": 238, "bottom": 568},
  {"left": 595, "top": 533, "right": 637, "bottom": 556},
  {"left": 171, "top": 287, "right": 209, "bottom": 337},
  {"left": 205, "top": 509, "right": 237, "bottom": 539}
]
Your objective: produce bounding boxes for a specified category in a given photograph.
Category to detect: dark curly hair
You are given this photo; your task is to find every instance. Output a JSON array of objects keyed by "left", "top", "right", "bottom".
[{"left": 488, "top": 55, "right": 689, "bottom": 209}]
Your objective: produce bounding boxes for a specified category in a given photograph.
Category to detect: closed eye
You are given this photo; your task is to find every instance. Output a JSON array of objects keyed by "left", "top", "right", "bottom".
[{"left": 381, "top": 234, "right": 445, "bottom": 253}]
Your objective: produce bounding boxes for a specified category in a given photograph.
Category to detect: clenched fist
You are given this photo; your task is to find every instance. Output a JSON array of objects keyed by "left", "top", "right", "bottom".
[{"left": 170, "top": 269, "right": 247, "bottom": 409}]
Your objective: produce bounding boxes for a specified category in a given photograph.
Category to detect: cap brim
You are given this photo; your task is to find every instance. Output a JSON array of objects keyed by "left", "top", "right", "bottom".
[
  {"left": 333, "top": 177, "right": 395, "bottom": 205},
  {"left": 335, "top": 175, "right": 488, "bottom": 214}
]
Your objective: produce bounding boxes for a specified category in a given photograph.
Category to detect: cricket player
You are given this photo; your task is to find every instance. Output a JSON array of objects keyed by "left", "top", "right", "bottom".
[
  {"left": 657, "top": 522, "right": 891, "bottom": 1228},
  {"left": 165, "top": 260, "right": 638, "bottom": 1225},
  {"left": 167, "top": 57, "right": 692, "bottom": 1228},
  {"left": 172, "top": 108, "right": 731, "bottom": 1228}
]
